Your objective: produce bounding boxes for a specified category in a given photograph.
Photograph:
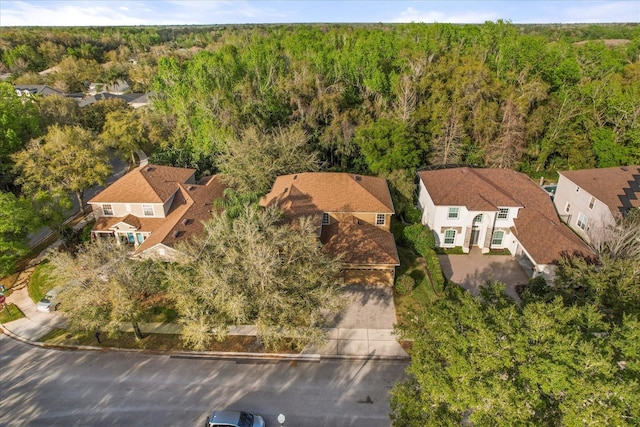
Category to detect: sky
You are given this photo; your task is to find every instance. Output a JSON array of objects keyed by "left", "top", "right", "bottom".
[{"left": 0, "top": 0, "right": 638, "bottom": 26}]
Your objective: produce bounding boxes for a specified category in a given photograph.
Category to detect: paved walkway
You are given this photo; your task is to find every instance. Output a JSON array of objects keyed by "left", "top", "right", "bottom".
[
  {"left": 438, "top": 248, "right": 529, "bottom": 302},
  {"left": 1, "top": 269, "right": 408, "bottom": 360}
]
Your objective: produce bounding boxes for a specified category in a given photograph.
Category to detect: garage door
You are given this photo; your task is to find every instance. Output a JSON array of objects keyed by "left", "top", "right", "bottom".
[{"left": 343, "top": 269, "right": 394, "bottom": 286}]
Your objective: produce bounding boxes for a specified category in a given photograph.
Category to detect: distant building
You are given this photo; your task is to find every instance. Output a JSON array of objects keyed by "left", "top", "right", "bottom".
[{"left": 14, "top": 84, "right": 64, "bottom": 97}]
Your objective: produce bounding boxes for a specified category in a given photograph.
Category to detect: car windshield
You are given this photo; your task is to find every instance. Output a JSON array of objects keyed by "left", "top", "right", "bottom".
[
  {"left": 40, "top": 297, "right": 51, "bottom": 304},
  {"left": 238, "top": 412, "right": 254, "bottom": 427}
]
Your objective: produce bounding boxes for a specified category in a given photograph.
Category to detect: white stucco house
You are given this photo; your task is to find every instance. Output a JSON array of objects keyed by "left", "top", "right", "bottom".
[
  {"left": 417, "top": 167, "right": 592, "bottom": 280},
  {"left": 553, "top": 166, "right": 640, "bottom": 243}
]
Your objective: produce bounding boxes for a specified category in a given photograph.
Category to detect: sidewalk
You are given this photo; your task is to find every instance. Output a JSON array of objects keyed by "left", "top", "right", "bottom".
[{"left": 1, "top": 271, "right": 408, "bottom": 360}]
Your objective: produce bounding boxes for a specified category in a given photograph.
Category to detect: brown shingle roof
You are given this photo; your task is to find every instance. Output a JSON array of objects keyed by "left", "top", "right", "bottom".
[
  {"left": 418, "top": 168, "right": 522, "bottom": 210},
  {"left": 559, "top": 166, "right": 640, "bottom": 216},
  {"left": 134, "top": 175, "right": 227, "bottom": 254},
  {"left": 89, "top": 164, "right": 196, "bottom": 204},
  {"left": 260, "top": 172, "right": 394, "bottom": 218},
  {"left": 320, "top": 216, "right": 400, "bottom": 266},
  {"left": 419, "top": 167, "right": 592, "bottom": 265}
]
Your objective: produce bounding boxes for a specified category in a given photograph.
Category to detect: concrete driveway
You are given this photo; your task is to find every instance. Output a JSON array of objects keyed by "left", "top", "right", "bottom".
[
  {"left": 438, "top": 249, "right": 529, "bottom": 301},
  {"left": 328, "top": 284, "right": 397, "bottom": 329}
]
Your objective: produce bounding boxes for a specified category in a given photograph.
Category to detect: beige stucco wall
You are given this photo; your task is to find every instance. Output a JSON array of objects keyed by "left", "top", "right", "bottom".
[{"left": 329, "top": 212, "right": 392, "bottom": 231}]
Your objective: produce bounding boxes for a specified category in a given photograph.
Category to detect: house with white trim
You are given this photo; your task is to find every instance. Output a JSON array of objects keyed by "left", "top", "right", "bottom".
[
  {"left": 88, "top": 164, "right": 226, "bottom": 260},
  {"left": 553, "top": 166, "right": 640, "bottom": 243},
  {"left": 417, "top": 167, "right": 592, "bottom": 280}
]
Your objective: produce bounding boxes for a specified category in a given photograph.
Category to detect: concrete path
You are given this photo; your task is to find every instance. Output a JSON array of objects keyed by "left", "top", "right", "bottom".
[
  {"left": 1, "top": 271, "right": 408, "bottom": 360},
  {"left": 438, "top": 248, "right": 529, "bottom": 302}
]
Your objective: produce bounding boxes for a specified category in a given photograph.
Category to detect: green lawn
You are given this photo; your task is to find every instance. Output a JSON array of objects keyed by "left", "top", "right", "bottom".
[
  {"left": 0, "top": 304, "right": 25, "bottom": 323},
  {"left": 394, "top": 246, "right": 441, "bottom": 326},
  {"left": 28, "top": 261, "right": 56, "bottom": 303}
]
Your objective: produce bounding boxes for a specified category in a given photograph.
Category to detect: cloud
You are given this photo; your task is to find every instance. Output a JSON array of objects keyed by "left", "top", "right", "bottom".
[
  {"left": 1, "top": 1, "right": 151, "bottom": 26},
  {"left": 391, "top": 6, "right": 498, "bottom": 23}
]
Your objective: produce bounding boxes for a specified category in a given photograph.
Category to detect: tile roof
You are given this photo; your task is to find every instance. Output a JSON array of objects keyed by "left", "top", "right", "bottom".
[
  {"left": 89, "top": 164, "right": 196, "bottom": 204},
  {"left": 559, "top": 166, "right": 640, "bottom": 216},
  {"left": 320, "top": 216, "right": 400, "bottom": 266},
  {"left": 260, "top": 172, "right": 395, "bottom": 218},
  {"left": 134, "top": 175, "right": 227, "bottom": 255},
  {"left": 14, "top": 84, "right": 64, "bottom": 96},
  {"left": 419, "top": 167, "right": 592, "bottom": 265}
]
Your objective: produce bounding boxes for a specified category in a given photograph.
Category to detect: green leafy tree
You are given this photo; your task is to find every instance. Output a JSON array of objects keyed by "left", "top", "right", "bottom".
[
  {"left": 354, "top": 118, "right": 424, "bottom": 174},
  {"left": 13, "top": 125, "right": 111, "bottom": 215},
  {"left": 167, "top": 205, "right": 345, "bottom": 350},
  {"left": 0, "top": 192, "right": 40, "bottom": 276},
  {"left": 100, "top": 109, "right": 146, "bottom": 164},
  {"left": 0, "top": 82, "right": 41, "bottom": 191},
  {"left": 219, "top": 125, "right": 319, "bottom": 195},
  {"left": 391, "top": 284, "right": 640, "bottom": 426},
  {"left": 48, "top": 239, "right": 166, "bottom": 339}
]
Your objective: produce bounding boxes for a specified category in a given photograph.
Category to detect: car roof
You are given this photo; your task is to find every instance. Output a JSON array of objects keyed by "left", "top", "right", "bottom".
[{"left": 209, "top": 410, "right": 242, "bottom": 424}]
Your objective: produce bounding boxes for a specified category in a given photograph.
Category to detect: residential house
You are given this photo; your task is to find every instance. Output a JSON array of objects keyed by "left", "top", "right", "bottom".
[
  {"left": 417, "top": 167, "right": 592, "bottom": 280},
  {"left": 553, "top": 166, "right": 640, "bottom": 243},
  {"left": 14, "top": 84, "right": 65, "bottom": 97},
  {"left": 78, "top": 92, "right": 151, "bottom": 108},
  {"left": 261, "top": 172, "right": 400, "bottom": 285},
  {"left": 88, "top": 164, "right": 226, "bottom": 259}
]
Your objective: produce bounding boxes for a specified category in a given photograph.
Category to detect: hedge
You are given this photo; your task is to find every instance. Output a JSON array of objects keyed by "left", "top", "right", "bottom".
[{"left": 402, "top": 224, "right": 445, "bottom": 291}]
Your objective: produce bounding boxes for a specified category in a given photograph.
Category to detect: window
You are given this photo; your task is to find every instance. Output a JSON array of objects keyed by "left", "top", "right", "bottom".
[
  {"left": 565, "top": 202, "right": 571, "bottom": 213},
  {"left": 577, "top": 212, "right": 588, "bottom": 230},
  {"left": 589, "top": 196, "right": 595, "bottom": 210},
  {"left": 102, "top": 204, "right": 113, "bottom": 216},
  {"left": 322, "top": 212, "right": 330, "bottom": 225},
  {"left": 473, "top": 214, "right": 483, "bottom": 224},
  {"left": 444, "top": 229, "right": 456, "bottom": 245},
  {"left": 376, "top": 213, "right": 386, "bottom": 226},
  {"left": 448, "top": 207, "right": 459, "bottom": 219},
  {"left": 142, "top": 204, "right": 154, "bottom": 217},
  {"left": 491, "top": 230, "right": 505, "bottom": 246},
  {"left": 497, "top": 208, "right": 509, "bottom": 219}
]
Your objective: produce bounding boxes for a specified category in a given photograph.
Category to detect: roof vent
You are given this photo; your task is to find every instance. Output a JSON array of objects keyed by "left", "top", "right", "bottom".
[
  {"left": 621, "top": 166, "right": 628, "bottom": 171},
  {"left": 293, "top": 175, "right": 298, "bottom": 180},
  {"left": 354, "top": 175, "right": 362, "bottom": 182},
  {"left": 283, "top": 187, "right": 288, "bottom": 193},
  {"left": 145, "top": 166, "right": 154, "bottom": 172},
  {"left": 172, "top": 230, "right": 184, "bottom": 238},
  {"left": 188, "top": 185, "right": 197, "bottom": 191},
  {"left": 182, "top": 218, "right": 192, "bottom": 226}
]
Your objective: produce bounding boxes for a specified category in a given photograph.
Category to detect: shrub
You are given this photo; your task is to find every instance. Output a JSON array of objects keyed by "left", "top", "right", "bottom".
[
  {"left": 401, "top": 224, "right": 444, "bottom": 291},
  {"left": 395, "top": 274, "right": 415, "bottom": 295},
  {"left": 404, "top": 207, "right": 422, "bottom": 224}
]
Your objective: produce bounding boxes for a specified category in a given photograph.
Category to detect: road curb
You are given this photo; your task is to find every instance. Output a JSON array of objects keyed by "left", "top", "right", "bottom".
[{"left": 0, "top": 324, "right": 409, "bottom": 361}]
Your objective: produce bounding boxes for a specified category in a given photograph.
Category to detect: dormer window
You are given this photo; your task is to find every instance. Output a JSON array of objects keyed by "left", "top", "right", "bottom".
[
  {"left": 143, "top": 204, "right": 154, "bottom": 217},
  {"left": 322, "top": 213, "right": 330, "bottom": 225},
  {"left": 448, "top": 207, "right": 459, "bottom": 220},
  {"left": 497, "top": 208, "right": 509, "bottom": 220},
  {"left": 376, "top": 213, "right": 386, "bottom": 226},
  {"left": 102, "top": 204, "right": 113, "bottom": 216}
]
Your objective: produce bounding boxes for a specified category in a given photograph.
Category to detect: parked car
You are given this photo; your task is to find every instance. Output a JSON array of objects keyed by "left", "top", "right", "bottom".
[
  {"left": 36, "top": 287, "right": 61, "bottom": 312},
  {"left": 206, "top": 410, "right": 265, "bottom": 427}
]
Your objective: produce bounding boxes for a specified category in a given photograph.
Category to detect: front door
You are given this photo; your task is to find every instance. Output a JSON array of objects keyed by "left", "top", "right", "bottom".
[{"left": 470, "top": 214, "right": 483, "bottom": 246}]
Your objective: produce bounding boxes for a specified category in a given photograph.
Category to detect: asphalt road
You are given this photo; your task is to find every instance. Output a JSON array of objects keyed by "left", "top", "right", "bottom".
[{"left": 0, "top": 335, "right": 408, "bottom": 426}]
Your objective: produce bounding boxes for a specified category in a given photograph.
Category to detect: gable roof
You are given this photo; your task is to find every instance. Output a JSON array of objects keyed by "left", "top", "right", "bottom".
[
  {"left": 14, "top": 84, "right": 64, "bottom": 97},
  {"left": 134, "top": 175, "right": 227, "bottom": 255},
  {"left": 419, "top": 167, "right": 592, "bottom": 265},
  {"left": 559, "top": 166, "right": 640, "bottom": 216},
  {"left": 89, "top": 164, "right": 196, "bottom": 204},
  {"left": 261, "top": 172, "right": 394, "bottom": 219},
  {"left": 320, "top": 216, "right": 400, "bottom": 266}
]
